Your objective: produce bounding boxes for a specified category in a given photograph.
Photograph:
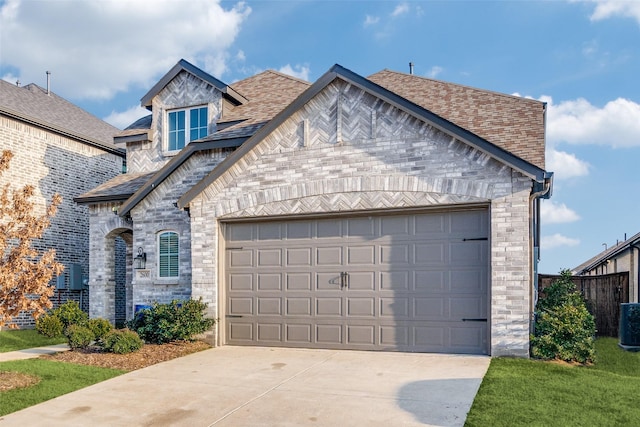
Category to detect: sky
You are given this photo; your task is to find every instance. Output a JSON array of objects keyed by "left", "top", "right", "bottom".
[{"left": 1, "top": 0, "right": 640, "bottom": 275}]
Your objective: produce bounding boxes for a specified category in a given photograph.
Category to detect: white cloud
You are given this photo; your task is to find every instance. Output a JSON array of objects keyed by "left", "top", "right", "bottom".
[
  {"left": 278, "top": 64, "right": 310, "bottom": 81},
  {"left": 103, "top": 105, "right": 149, "bottom": 130},
  {"left": 581, "top": 0, "right": 640, "bottom": 25},
  {"left": 545, "top": 96, "right": 640, "bottom": 148},
  {"left": 364, "top": 15, "right": 380, "bottom": 27},
  {"left": 427, "top": 66, "right": 443, "bottom": 78},
  {"left": 391, "top": 3, "right": 410, "bottom": 17},
  {"left": 236, "top": 50, "right": 246, "bottom": 62},
  {"left": 541, "top": 200, "right": 580, "bottom": 224},
  {"left": 541, "top": 233, "right": 581, "bottom": 250},
  {"left": 0, "top": 0, "right": 251, "bottom": 101},
  {"left": 546, "top": 149, "right": 590, "bottom": 179}
]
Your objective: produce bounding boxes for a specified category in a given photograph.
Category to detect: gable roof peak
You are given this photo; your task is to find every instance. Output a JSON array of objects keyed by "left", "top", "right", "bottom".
[{"left": 140, "top": 58, "right": 247, "bottom": 108}]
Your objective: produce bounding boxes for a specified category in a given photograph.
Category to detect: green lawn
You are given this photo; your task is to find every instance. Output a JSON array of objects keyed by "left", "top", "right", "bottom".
[
  {"left": 0, "top": 329, "right": 66, "bottom": 352},
  {"left": 0, "top": 359, "right": 124, "bottom": 416},
  {"left": 466, "top": 338, "right": 640, "bottom": 426}
]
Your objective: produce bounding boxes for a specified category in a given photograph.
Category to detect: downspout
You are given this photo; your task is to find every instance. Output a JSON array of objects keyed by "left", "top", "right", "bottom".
[
  {"left": 529, "top": 172, "right": 553, "bottom": 342},
  {"left": 631, "top": 243, "right": 640, "bottom": 303}
]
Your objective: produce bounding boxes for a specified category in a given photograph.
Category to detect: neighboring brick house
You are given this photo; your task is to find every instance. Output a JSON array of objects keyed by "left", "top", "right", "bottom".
[
  {"left": 573, "top": 232, "right": 640, "bottom": 302},
  {"left": 0, "top": 79, "right": 125, "bottom": 327},
  {"left": 77, "top": 60, "right": 553, "bottom": 357}
]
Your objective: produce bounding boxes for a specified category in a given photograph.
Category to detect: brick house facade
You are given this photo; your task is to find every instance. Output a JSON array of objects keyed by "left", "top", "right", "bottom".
[
  {"left": 0, "top": 79, "right": 125, "bottom": 327},
  {"left": 77, "top": 60, "right": 552, "bottom": 356}
]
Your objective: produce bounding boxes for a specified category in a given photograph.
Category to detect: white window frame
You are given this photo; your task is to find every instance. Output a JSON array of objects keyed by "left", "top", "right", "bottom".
[
  {"left": 166, "top": 105, "right": 208, "bottom": 152},
  {"left": 157, "top": 231, "right": 179, "bottom": 279}
]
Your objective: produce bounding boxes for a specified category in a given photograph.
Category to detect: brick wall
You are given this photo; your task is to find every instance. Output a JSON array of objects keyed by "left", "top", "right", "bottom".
[{"left": 0, "top": 114, "right": 123, "bottom": 327}]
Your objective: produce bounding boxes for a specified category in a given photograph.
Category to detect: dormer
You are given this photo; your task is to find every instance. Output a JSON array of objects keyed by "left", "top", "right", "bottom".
[{"left": 115, "top": 59, "right": 246, "bottom": 173}]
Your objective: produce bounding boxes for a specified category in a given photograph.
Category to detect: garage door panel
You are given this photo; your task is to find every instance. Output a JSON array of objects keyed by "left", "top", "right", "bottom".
[
  {"left": 286, "top": 298, "right": 312, "bottom": 316},
  {"left": 380, "top": 271, "right": 410, "bottom": 291},
  {"left": 347, "top": 298, "right": 375, "bottom": 317},
  {"left": 317, "top": 325, "right": 342, "bottom": 344},
  {"left": 257, "top": 323, "right": 281, "bottom": 341},
  {"left": 380, "top": 297, "right": 409, "bottom": 318},
  {"left": 225, "top": 209, "right": 489, "bottom": 354},
  {"left": 257, "top": 273, "right": 281, "bottom": 291},
  {"left": 286, "top": 324, "right": 312, "bottom": 343},
  {"left": 229, "top": 273, "right": 253, "bottom": 291},
  {"left": 317, "top": 246, "right": 342, "bottom": 265},
  {"left": 287, "top": 248, "right": 312, "bottom": 266},
  {"left": 346, "top": 272, "right": 375, "bottom": 290},
  {"left": 229, "top": 250, "right": 253, "bottom": 268},
  {"left": 347, "top": 245, "right": 375, "bottom": 265},
  {"left": 257, "top": 298, "right": 281, "bottom": 315},
  {"left": 380, "top": 244, "right": 409, "bottom": 265},
  {"left": 286, "top": 273, "right": 312, "bottom": 290},
  {"left": 316, "top": 298, "right": 342, "bottom": 316}
]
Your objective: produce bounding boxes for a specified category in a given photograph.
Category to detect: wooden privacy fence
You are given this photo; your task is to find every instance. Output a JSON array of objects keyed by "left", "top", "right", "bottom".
[{"left": 538, "top": 272, "right": 629, "bottom": 337}]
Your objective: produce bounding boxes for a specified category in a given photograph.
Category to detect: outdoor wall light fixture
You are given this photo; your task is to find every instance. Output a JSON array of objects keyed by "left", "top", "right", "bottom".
[{"left": 134, "top": 247, "right": 147, "bottom": 269}]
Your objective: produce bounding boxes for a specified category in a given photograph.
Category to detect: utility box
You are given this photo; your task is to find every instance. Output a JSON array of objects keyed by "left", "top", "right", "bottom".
[
  {"left": 69, "top": 264, "right": 83, "bottom": 290},
  {"left": 56, "top": 270, "right": 66, "bottom": 289}
]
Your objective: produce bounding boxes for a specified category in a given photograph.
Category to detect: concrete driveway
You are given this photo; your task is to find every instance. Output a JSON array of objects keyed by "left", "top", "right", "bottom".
[{"left": 0, "top": 346, "right": 490, "bottom": 427}]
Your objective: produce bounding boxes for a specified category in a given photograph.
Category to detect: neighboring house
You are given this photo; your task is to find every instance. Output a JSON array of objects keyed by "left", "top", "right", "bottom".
[
  {"left": 573, "top": 232, "right": 640, "bottom": 302},
  {"left": 0, "top": 78, "right": 125, "bottom": 327},
  {"left": 76, "top": 59, "right": 553, "bottom": 357}
]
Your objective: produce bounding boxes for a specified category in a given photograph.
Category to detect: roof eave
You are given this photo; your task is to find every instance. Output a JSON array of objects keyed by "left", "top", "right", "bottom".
[
  {"left": 0, "top": 107, "right": 125, "bottom": 157},
  {"left": 73, "top": 194, "right": 133, "bottom": 205}
]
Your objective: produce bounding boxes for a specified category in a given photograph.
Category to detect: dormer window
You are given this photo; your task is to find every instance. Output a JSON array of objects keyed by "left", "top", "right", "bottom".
[{"left": 167, "top": 106, "right": 208, "bottom": 151}]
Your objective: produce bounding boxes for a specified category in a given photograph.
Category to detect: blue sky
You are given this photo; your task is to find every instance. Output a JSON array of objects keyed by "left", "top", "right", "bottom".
[{"left": 1, "top": 0, "right": 640, "bottom": 274}]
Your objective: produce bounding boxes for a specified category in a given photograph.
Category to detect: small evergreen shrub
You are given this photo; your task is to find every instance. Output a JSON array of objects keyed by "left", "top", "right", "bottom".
[
  {"left": 35, "top": 314, "right": 63, "bottom": 338},
  {"left": 52, "top": 301, "right": 89, "bottom": 330},
  {"left": 127, "top": 298, "right": 215, "bottom": 344},
  {"left": 65, "top": 324, "right": 94, "bottom": 350},
  {"left": 102, "top": 329, "right": 144, "bottom": 354},
  {"left": 531, "top": 269, "right": 596, "bottom": 364},
  {"left": 87, "top": 318, "right": 113, "bottom": 343}
]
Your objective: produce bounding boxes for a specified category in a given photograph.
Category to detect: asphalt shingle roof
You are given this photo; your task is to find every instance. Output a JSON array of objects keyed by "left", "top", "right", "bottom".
[
  {"left": 368, "top": 70, "right": 546, "bottom": 169},
  {"left": 74, "top": 172, "right": 155, "bottom": 203},
  {"left": 0, "top": 79, "right": 122, "bottom": 154}
]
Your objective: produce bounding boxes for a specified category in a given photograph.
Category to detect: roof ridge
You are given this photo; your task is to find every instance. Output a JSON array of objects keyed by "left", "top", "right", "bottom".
[{"left": 370, "top": 69, "right": 544, "bottom": 105}]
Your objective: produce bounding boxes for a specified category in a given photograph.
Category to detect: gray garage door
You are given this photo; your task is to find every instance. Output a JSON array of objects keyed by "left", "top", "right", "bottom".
[{"left": 224, "top": 209, "right": 488, "bottom": 354}]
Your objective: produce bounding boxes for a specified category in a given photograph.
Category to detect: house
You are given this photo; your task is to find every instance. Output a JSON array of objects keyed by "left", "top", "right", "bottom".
[
  {"left": 76, "top": 60, "right": 553, "bottom": 356},
  {"left": 573, "top": 232, "right": 640, "bottom": 302},
  {"left": 0, "top": 78, "right": 125, "bottom": 327}
]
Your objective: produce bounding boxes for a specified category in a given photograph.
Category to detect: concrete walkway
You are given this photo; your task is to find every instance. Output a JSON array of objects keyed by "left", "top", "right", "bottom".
[
  {"left": 0, "top": 346, "right": 490, "bottom": 426},
  {"left": 0, "top": 343, "right": 69, "bottom": 362}
]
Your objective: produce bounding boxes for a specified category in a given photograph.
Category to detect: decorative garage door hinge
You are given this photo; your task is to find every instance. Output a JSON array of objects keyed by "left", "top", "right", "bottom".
[{"left": 462, "top": 237, "right": 488, "bottom": 241}]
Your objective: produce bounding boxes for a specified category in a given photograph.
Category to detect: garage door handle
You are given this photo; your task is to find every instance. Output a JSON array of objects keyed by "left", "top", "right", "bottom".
[
  {"left": 462, "top": 318, "right": 487, "bottom": 322},
  {"left": 226, "top": 315, "right": 244, "bottom": 318},
  {"left": 340, "top": 272, "right": 349, "bottom": 289}
]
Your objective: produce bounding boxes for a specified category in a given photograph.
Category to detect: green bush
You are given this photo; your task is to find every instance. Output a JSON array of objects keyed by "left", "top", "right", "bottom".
[
  {"left": 531, "top": 269, "right": 596, "bottom": 364},
  {"left": 35, "top": 314, "right": 64, "bottom": 338},
  {"left": 127, "top": 298, "right": 215, "bottom": 344},
  {"left": 87, "top": 318, "right": 113, "bottom": 343},
  {"left": 102, "top": 329, "right": 144, "bottom": 354},
  {"left": 65, "top": 324, "right": 94, "bottom": 350},
  {"left": 52, "top": 301, "right": 89, "bottom": 330}
]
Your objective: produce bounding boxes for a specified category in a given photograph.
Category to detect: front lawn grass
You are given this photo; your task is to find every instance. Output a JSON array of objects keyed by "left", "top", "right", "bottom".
[
  {"left": 0, "top": 359, "right": 124, "bottom": 416},
  {"left": 465, "top": 338, "right": 640, "bottom": 426},
  {"left": 0, "top": 329, "right": 66, "bottom": 352}
]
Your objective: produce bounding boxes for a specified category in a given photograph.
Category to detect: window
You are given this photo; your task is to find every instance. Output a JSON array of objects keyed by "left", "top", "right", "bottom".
[
  {"left": 167, "top": 106, "right": 208, "bottom": 151},
  {"left": 158, "top": 232, "right": 179, "bottom": 278}
]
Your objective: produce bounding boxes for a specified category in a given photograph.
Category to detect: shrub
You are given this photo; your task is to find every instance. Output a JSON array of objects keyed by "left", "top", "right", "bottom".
[
  {"left": 102, "top": 329, "right": 144, "bottom": 354},
  {"left": 35, "top": 314, "right": 63, "bottom": 338},
  {"left": 531, "top": 269, "right": 596, "bottom": 364},
  {"left": 52, "top": 301, "right": 88, "bottom": 330},
  {"left": 127, "top": 298, "right": 215, "bottom": 344},
  {"left": 65, "top": 324, "right": 94, "bottom": 350},
  {"left": 87, "top": 318, "right": 113, "bottom": 343}
]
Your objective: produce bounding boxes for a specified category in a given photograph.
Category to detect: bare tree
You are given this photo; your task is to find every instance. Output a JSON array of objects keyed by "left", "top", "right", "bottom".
[{"left": 0, "top": 150, "right": 64, "bottom": 328}]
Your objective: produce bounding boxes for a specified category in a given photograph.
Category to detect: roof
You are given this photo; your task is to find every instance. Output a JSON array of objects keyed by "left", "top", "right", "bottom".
[
  {"left": 0, "top": 79, "right": 124, "bottom": 156},
  {"left": 573, "top": 232, "right": 640, "bottom": 275},
  {"left": 368, "top": 70, "right": 546, "bottom": 169},
  {"left": 177, "top": 64, "right": 551, "bottom": 209},
  {"left": 74, "top": 172, "right": 155, "bottom": 204},
  {"left": 140, "top": 59, "right": 247, "bottom": 109}
]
